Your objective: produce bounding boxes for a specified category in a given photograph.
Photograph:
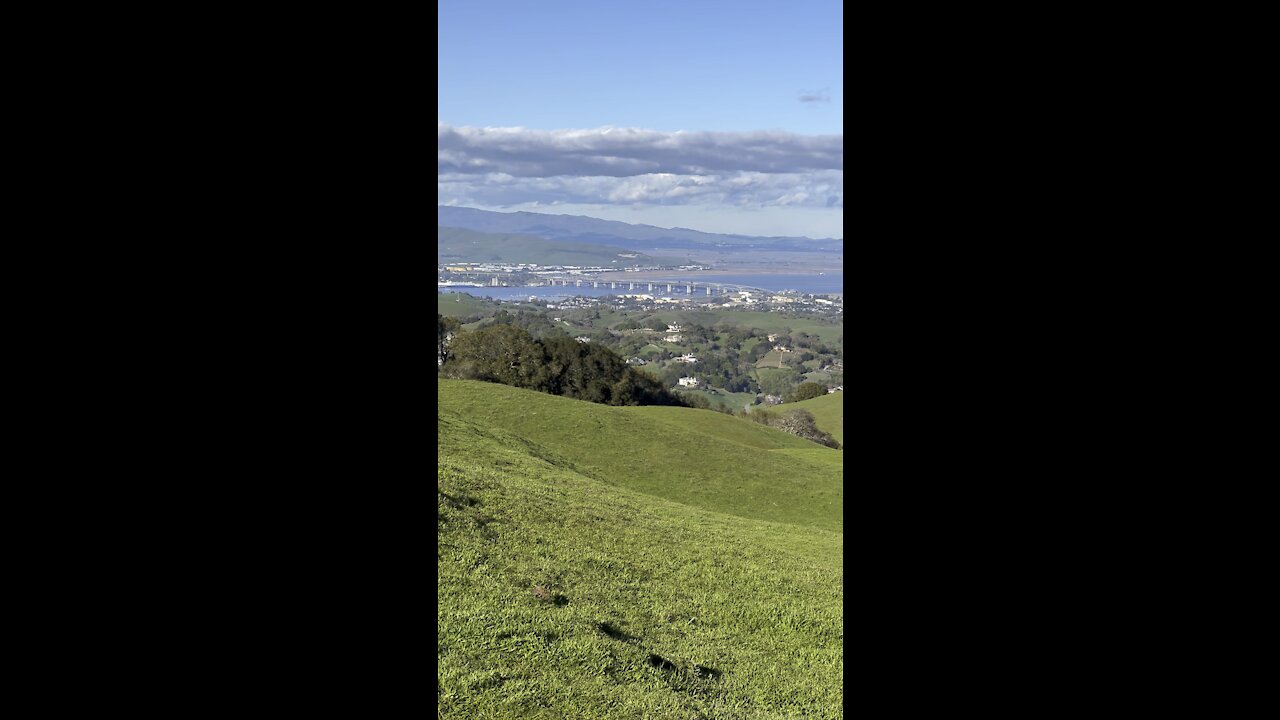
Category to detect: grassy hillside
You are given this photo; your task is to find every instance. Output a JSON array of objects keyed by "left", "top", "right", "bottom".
[
  {"left": 754, "top": 349, "right": 793, "bottom": 369},
  {"left": 438, "top": 292, "right": 499, "bottom": 318},
  {"left": 782, "top": 391, "right": 844, "bottom": 446},
  {"left": 438, "top": 404, "right": 842, "bottom": 719},
  {"left": 440, "top": 380, "right": 841, "bottom": 533},
  {"left": 440, "top": 226, "right": 664, "bottom": 266}
]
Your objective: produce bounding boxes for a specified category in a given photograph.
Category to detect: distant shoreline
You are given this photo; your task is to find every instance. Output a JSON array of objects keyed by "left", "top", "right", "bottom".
[
  {"left": 595, "top": 269, "right": 841, "bottom": 280},
  {"left": 594, "top": 269, "right": 842, "bottom": 296}
]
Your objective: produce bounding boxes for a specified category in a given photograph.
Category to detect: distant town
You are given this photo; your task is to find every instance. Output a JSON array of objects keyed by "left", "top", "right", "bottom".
[{"left": 438, "top": 262, "right": 843, "bottom": 315}]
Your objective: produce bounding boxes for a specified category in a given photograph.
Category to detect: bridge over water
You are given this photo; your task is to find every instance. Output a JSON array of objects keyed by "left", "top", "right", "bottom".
[{"left": 536, "top": 277, "right": 773, "bottom": 297}]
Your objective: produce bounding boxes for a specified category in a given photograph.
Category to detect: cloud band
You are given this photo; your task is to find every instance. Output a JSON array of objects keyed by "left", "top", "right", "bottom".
[{"left": 438, "top": 124, "right": 843, "bottom": 210}]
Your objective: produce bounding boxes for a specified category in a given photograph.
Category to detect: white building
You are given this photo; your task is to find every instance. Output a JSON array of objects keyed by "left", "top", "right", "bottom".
[
  {"left": 675, "top": 354, "right": 699, "bottom": 364},
  {"left": 677, "top": 377, "right": 700, "bottom": 387}
]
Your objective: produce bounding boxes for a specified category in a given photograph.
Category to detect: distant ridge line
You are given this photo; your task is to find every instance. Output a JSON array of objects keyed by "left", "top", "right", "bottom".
[{"left": 438, "top": 206, "right": 843, "bottom": 254}]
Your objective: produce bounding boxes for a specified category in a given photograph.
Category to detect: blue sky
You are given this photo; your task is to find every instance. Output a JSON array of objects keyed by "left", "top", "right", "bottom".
[{"left": 438, "top": 0, "right": 843, "bottom": 238}]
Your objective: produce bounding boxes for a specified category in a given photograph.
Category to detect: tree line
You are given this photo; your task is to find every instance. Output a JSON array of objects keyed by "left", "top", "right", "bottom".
[
  {"left": 438, "top": 315, "right": 841, "bottom": 448},
  {"left": 439, "top": 316, "right": 689, "bottom": 408}
]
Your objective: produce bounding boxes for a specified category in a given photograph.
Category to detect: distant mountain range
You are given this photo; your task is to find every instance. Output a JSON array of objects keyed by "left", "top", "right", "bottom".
[
  {"left": 438, "top": 206, "right": 842, "bottom": 253},
  {"left": 438, "top": 226, "right": 666, "bottom": 266}
]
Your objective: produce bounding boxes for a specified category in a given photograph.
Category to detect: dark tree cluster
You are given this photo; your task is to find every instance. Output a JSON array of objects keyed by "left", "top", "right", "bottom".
[
  {"left": 785, "top": 382, "right": 828, "bottom": 403},
  {"left": 747, "top": 341, "right": 773, "bottom": 363},
  {"left": 441, "top": 324, "right": 689, "bottom": 408},
  {"left": 438, "top": 315, "right": 461, "bottom": 366},
  {"left": 485, "top": 309, "right": 570, "bottom": 341},
  {"left": 691, "top": 349, "right": 755, "bottom": 393}
]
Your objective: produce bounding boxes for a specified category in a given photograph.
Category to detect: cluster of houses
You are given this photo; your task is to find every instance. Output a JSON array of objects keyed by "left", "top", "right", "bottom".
[{"left": 618, "top": 323, "right": 841, "bottom": 398}]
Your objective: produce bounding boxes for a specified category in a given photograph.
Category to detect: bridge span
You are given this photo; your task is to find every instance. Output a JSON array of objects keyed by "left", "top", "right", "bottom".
[{"left": 538, "top": 277, "right": 773, "bottom": 297}]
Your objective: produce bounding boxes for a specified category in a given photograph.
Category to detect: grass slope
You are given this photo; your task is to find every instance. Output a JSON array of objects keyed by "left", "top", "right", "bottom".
[
  {"left": 782, "top": 392, "right": 844, "bottom": 446},
  {"left": 438, "top": 408, "right": 843, "bottom": 719},
  {"left": 440, "top": 379, "right": 841, "bottom": 533},
  {"left": 754, "top": 349, "right": 792, "bottom": 369},
  {"left": 440, "top": 226, "right": 662, "bottom": 266},
  {"left": 439, "top": 292, "right": 499, "bottom": 318}
]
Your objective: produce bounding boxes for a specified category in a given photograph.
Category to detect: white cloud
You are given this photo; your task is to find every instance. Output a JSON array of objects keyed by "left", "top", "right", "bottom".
[
  {"left": 437, "top": 124, "right": 843, "bottom": 222},
  {"left": 438, "top": 169, "right": 842, "bottom": 211},
  {"left": 438, "top": 124, "right": 841, "bottom": 177}
]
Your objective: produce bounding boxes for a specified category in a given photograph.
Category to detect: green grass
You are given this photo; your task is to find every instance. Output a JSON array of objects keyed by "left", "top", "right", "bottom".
[
  {"left": 803, "top": 369, "right": 835, "bottom": 385},
  {"left": 440, "top": 380, "right": 841, "bottom": 532},
  {"left": 780, "top": 392, "right": 843, "bottom": 446},
  {"left": 641, "top": 310, "right": 843, "bottom": 344},
  {"left": 438, "top": 392, "right": 843, "bottom": 719},
  {"left": 753, "top": 350, "right": 793, "bottom": 369},
  {"left": 768, "top": 447, "right": 844, "bottom": 470},
  {"left": 439, "top": 292, "right": 498, "bottom": 318},
  {"left": 753, "top": 367, "right": 797, "bottom": 389}
]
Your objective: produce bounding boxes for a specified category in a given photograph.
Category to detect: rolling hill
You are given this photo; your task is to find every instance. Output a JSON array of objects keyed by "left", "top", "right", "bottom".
[
  {"left": 438, "top": 291, "right": 499, "bottom": 318},
  {"left": 438, "top": 381, "right": 843, "bottom": 719},
  {"left": 439, "top": 226, "right": 665, "bottom": 266},
  {"left": 439, "top": 206, "right": 843, "bottom": 253},
  {"left": 440, "top": 379, "right": 841, "bottom": 532}
]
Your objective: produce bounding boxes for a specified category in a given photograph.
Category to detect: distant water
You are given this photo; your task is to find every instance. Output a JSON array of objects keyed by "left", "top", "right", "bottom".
[
  {"left": 644, "top": 274, "right": 844, "bottom": 294},
  {"left": 439, "top": 273, "right": 842, "bottom": 302},
  {"left": 439, "top": 286, "right": 619, "bottom": 302}
]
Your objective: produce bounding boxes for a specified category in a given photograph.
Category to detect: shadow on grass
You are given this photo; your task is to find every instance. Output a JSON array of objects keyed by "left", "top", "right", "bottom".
[
  {"left": 693, "top": 664, "right": 722, "bottom": 680},
  {"left": 646, "top": 653, "right": 677, "bottom": 671},
  {"left": 598, "top": 621, "right": 639, "bottom": 643}
]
